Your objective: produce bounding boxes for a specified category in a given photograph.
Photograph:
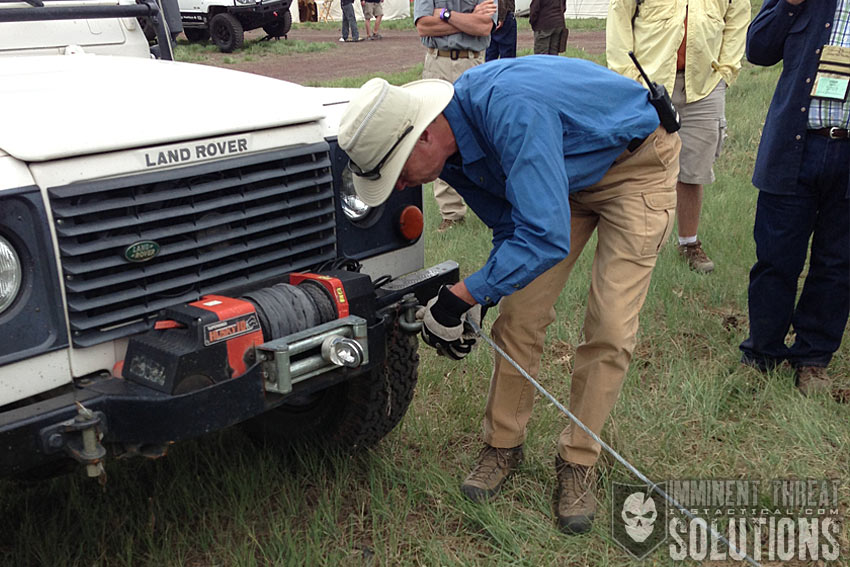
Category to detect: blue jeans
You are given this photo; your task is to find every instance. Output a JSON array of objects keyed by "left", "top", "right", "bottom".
[
  {"left": 341, "top": 3, "right": 358, "bottom": 40},
  {"left": 740, "top": 133, "right": 850, "bottom": 369},
  {"left": 485, "top": 13, "right": 516, "bottom": 61}
]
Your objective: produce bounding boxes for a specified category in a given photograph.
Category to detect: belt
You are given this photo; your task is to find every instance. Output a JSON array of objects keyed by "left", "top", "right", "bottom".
[
  {"left": 432, "top": 48, "right": 481, "bottom": 60},
  {"left": 809, "top": 127, "right": 850, "bottom": 140}
]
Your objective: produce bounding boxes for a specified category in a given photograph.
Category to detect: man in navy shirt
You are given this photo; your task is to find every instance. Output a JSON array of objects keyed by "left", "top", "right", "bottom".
[
  {"left": 339, "top": 56, "right": 680, "bottom": 533},
  {"left": 741, "top": 0, "right": 849, "bottom": 396}
]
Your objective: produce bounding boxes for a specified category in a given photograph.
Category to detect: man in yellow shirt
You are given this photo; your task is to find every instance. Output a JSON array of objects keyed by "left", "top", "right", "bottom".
[{"left": 607, "top": 0, "right": 750, "bottom": 273}]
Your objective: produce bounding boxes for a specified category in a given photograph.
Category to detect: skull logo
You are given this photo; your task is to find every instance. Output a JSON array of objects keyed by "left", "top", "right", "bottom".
[{"left": 621, "top": 491, "right": 657, "bottom": 542}]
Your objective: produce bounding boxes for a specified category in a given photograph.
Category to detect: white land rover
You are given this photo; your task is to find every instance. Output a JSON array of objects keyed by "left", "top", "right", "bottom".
[{"left": 0, "top": 0, "right": 455, "bottom": 480}]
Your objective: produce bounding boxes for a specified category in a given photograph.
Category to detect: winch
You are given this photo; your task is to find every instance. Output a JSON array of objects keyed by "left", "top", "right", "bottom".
[{"left": 121, "top": 271, "right": 374, "bottom": 394}]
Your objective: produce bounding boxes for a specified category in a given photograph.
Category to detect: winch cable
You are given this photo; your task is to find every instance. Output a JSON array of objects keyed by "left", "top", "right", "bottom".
[{"left": 467, "top": 319, "right": 761, "bottom": 567}]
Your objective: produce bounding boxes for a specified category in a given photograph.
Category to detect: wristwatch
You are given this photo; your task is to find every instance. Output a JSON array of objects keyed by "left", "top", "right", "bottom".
[{"left": 439, "top": 8, "right": 451, "bottom": 21}]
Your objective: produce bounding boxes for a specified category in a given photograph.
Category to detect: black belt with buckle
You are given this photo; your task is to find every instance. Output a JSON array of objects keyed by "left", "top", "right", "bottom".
[
  {"left": 434, "top": 48, "right": 480, "bottom": 60},
  {"left": 809, "top": 127, "right": 850, "bottom": 140}
]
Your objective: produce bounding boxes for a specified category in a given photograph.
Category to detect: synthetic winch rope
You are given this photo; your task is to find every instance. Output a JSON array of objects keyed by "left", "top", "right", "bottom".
[{"left": 466, "top": 319, "right": 761, "bottom": 567}]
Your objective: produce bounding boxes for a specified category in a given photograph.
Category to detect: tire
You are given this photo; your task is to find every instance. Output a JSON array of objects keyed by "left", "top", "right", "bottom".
[
  {"left": 210, "top": 13, "right": 244, "bottom": 53},
  {"left": 262, "top": 10, "right": 292, "bottom": 38},
  {"left": 184, "top": 28, "right": 210, "bottom": 42},
  {"left": 244, "top": 323, "right": 419, "bottom": 450}
]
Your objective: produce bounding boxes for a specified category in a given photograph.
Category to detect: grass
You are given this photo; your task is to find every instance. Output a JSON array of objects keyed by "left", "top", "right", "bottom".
[
  {"left": 2, "top": 23, "right": 849, "bottom": 567},
  {"left": 174, "top": 36, "right": 335, "bottom": 64}
]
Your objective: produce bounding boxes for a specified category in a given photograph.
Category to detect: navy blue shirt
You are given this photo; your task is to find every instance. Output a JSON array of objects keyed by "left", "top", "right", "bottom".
[
  {"left": 747, "top": 0, "right": 840, "bottom": 194},
  {"left": 439, "top": 56, "right": 660, "bottom": 305}
]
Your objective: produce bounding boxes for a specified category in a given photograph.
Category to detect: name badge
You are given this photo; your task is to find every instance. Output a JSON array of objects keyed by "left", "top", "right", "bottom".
[{"left": 811, "top": 45, "right": 850, "bottom": 101}]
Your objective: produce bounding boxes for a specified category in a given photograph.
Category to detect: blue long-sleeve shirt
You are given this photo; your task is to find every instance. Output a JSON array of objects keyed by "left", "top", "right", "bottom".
[{"left": 438, "top": 55, "right": 660, "bottom": 305}]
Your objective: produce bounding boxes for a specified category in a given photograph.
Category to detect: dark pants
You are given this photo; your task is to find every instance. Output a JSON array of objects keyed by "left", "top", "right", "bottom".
[
  {"left": 740, "top": 133, "right": 850, "bottom": 369},
  {"left": 341, "top": 3, "right": 358, "bottom": 40},
  {"left": 485, "top": 13, "right": 516, "bottom": 61}
]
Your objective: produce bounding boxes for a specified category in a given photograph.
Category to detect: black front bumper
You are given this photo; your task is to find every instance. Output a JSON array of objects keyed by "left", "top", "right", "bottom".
[{"left": 0, "top": 261, "right": 458, "bottom": 477}]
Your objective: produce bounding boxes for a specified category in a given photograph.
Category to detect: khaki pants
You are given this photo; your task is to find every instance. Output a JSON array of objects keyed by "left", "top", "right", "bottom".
[
  {"left": 482, "top": 126, "right": 681, "bottom": 466},
  {"left": 423, "top": 48, "right": 484, "bottom": 220}
]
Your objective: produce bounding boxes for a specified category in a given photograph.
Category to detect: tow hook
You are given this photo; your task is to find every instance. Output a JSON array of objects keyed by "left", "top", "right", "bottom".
[
  {"left": 41, "top": 402, "right": 107, "bottom": 481},
  {"left": 398, "top": 293, "right": 422, "bottom": 334}
]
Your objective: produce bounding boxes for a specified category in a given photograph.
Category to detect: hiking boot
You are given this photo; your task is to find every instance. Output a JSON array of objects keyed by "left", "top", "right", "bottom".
[
  {"left": 795, "top": 366, "right": 831, "bottom": 396},
  {"left": 555, "top": 455, "right": 597, "bottom": 535},
  {"left": 460, "top": 444, "right": 523, "bottom": 503},
  {"left": 678, "top": 240, "right": 714, "bottom": 274},
  {"left": 437, "top": 217, "right": 464, "bottom": 233}
]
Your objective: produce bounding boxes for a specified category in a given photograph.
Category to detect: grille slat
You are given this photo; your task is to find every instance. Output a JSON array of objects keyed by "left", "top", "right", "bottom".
[
  {"left": 51, "top": 158, "right": 331, "bottom": 217},
  {"left": 50, "top": 144, "right": 338, "bottom": 347}
]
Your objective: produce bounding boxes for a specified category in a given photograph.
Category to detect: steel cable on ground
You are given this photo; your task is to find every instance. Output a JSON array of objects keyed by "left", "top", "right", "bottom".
[{"left": 467, "top": 319, "right": 761, "bottom": 567}]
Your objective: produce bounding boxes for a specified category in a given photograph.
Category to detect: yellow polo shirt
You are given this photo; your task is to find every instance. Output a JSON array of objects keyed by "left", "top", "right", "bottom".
[{"left": 606, "top": 0, "right": 751, "bottom": 103}]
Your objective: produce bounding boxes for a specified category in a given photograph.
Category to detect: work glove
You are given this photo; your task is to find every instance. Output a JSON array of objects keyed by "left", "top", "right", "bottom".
[{"left": 416, "top": 285, "right": 481, "bottom": 360}]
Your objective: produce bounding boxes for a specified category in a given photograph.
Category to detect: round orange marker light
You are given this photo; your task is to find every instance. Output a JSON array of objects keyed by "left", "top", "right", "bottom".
[{"left": 398, "top": 206, "right": 424, "bottom": 241}]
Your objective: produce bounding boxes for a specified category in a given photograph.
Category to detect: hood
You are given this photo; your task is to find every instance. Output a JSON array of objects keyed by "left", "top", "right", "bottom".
[{"left": 0, "top": 55, "right": 327, "bottom": 162}]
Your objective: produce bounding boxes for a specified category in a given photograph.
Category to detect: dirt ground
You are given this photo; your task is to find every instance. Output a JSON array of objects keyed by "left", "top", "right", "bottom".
[{"left": 211, "top": 27, "right": 606, "bottom": 85}]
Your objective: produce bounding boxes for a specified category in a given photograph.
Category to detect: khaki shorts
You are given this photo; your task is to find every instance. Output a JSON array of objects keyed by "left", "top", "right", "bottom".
[
  {"left": 671, "top": 72, "right": 727, "bottom": 185},
  {"left": 361, "top": 1, "right": 382, "bottom": 19}
]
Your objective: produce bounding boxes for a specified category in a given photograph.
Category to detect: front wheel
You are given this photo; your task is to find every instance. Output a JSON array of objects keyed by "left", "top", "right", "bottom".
[
  {"left": 210, "top": 13, "right": 244, "bottom": 52},
  {"left": 244, "top": 323, "right": 419, "bottom": 450}
]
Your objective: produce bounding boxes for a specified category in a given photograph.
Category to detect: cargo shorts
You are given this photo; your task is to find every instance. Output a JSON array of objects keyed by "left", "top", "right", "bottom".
[
  {"left": 671, "top": 72, "right": 727, "bottom": 185},
  {"left": 361, "top": 1, "right": 383, "bottom": 19}
]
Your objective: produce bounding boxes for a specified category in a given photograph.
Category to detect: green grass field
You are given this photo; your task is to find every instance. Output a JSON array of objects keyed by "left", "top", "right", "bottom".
[{"left": 2, "top": 8, "right": 848, "bottom": 566}]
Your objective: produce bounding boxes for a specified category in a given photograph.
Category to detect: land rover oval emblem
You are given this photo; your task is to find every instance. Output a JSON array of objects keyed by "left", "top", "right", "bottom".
[{"left": 124, "top": 240, "right": 160, "bottom": 263}]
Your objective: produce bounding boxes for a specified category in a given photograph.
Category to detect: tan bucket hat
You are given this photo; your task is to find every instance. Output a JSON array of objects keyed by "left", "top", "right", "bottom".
[{"left": 339, "top": 77, "right": 454, "bottom": 207}]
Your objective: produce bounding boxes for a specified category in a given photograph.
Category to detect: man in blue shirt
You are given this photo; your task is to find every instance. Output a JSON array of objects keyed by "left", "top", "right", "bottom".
[
  {"left": 741, "top": 0, "right": 849, "bottom": 397},
  {"left": 339, "top": 56, "right": 680, "bottom": 534}
]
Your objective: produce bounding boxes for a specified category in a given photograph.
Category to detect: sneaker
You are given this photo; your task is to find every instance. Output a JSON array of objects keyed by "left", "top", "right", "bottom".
[
  {"left": 372, "top": 33, "right": 382, "bottom": 39},
  {"left": 677, "top": 240, "right": 715, "bottom": 274},
  {"left": 555, "top": 455, "right": 597, "bottom": 535},
  {"left": 460, "top": 444, "right": 524, "bottom": 503},
  {"left": 437, "top": 217, "right": 464, "bottom": 233},
  {"left": 795, "top": 366, "right": 831, "bottom": 396},
  {"left": 339, "top": 37, "right": 346, "bottom": 42},
  {"left": 367, "top": 35, "right": 376, "bottom": 40}
]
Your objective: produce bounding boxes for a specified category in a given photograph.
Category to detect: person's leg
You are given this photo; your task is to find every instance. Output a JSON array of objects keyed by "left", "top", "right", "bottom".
[
  {"left": 427, "top": 54, "right": 474, "bottom": 225},
  {"left": 462, "top": 197, "right": 598, "bottom": 503},
  {"left": 532, "top": 29, "right": 550, "bottom": 55},
  {"left": 672, "top": 76, "right": 726, "bottom": 272},
  {"left": 554, "top": 128, "right": 678, "bottom": 534},
  {"left": 340, "top": 5, "right": 349, "bottom": 39},
  {"left": 559, "top": 128, "right": 679, "bottom": 467},
  {"left": 482, "top": 208, "right": 599, "bottom": 449},
  {"left": 787, "top": 136, "right": 850, "bottom": 371},
  {"left": 501, "top": 15, "right": 516, "bottom": 58},
  {"left": 363, "top": 8, "right": 372, "bottom": 38},
  {"left": 351, "top": 7, "right": 359, "bottom": 40},
  {"left": 373, "top": 12, "right": 382, "bottom": 35},
  {"left": 485, "top": 37, "right": 500, "bottom": 61}
]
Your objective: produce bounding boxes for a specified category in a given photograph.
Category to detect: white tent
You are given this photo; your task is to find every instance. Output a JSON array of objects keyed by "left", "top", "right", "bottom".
[
  {"left": 515, "top": 0, "right": 608, "bottom": 19},
  {"left": 289, "top": 0, "right": 411, "bottom": 23}
]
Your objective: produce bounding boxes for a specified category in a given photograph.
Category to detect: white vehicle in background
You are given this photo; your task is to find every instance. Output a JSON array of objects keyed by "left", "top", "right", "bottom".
[
  {"left": 0, "top": 0, "right": 454, "bottom": 481},
  {"left": 179, "top": 0, "right": 293, "bottom": 52}
]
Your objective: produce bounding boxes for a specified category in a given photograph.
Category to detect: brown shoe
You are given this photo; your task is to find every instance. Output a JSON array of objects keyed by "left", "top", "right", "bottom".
[
  {"left": 678, "top": 240, "right": 715, "bottom": 274},
  {"left": 437, "top": 217, "right": 464, "bottom": 233},
  {"left": 555, "top": 455, "right": 597, "bottom": 534},
  {"left": 460, "top": 444, "right": 523, "bottom": 503},
  {"left": 795, "top": 366, "right": 831, "bottom": 396}
]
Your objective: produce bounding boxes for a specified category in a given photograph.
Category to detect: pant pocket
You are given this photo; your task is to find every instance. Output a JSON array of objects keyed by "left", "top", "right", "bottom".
[
  {"left": 642, "top": 191, "right": 677, "bottom": 256},
  {"left": 715, "top": 117, "right": 728, "bottom": 160}
]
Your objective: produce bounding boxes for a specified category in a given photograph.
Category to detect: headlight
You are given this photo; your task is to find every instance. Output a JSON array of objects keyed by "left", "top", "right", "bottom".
[
  {"left": 0, "top": 235, "right": 22, "bottom": 314},
  {"left": 340, "top": 165, "right": 372, "bottom": 222},
  {"left": 235, "top": 0, "right": 256, "bottom": 4}
]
